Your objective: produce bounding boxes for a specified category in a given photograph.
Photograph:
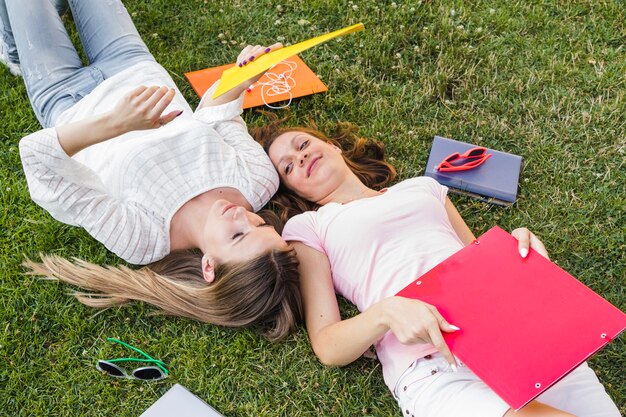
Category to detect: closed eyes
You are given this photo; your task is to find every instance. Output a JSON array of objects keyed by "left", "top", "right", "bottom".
[{"left": 232, "top": 223, "right": 270, "bottom": 241}]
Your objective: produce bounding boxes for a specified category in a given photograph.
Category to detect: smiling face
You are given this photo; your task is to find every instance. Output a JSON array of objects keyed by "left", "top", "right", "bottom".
[
  {"left": 201, "top": 199, "right": 287, "bottom": 275},
  {"left": 267, "top": 131, "right": 351, "bottom": 203}
]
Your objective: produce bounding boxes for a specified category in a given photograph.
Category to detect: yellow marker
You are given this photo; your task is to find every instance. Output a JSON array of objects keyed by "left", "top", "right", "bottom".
[{"left": 212, "top": 23, "right": 364, "bottom": 99}]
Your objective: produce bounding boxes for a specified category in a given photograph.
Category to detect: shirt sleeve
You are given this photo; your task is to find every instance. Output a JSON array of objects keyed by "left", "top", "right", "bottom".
[
  {"left": 417, "top": 176, "right": 448, "bottom": 204},
  {"left": 193, "top": 81, "right": 245, "bottom": 124},
  {"left": 193, "top": 81, "right": 279, "bottom": 212},
  {"left": 19, "top": 128, "right": 168, "bottom": 265},
  {"left": 193, "top": 81, "right": 262, "bottom": 149},
  {"left": 282, "top": 212, "right": 325, "bottom": 254}
]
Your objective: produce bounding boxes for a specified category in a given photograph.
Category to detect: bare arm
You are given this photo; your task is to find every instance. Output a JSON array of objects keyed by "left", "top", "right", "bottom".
[
  {"left": 444, "top": 197, "right": 475, "bottom": 245},
  {"left": 444, "top": 197, "right": 549, "bottom": 259},
  {"left": 56, "top": 112, "right": 126, "bottom": 157},
  {"left": 56, "top": 85, "right": 180, "bottom": 157},
  {"left": 293, "top": 241, "right": 386, "bottom": 365},
  {"left": 292, "top": 241, "right": 459, "bottom": 368}
]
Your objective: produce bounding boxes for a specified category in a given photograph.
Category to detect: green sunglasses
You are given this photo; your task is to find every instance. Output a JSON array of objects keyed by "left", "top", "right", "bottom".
[{"left": 96, "top": 337, "right": 169, "bottom": 381}]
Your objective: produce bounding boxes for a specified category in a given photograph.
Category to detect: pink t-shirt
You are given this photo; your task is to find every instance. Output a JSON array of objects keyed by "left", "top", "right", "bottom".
[{"left": 282, "top": 176, "right": 464, "bottom": 391}]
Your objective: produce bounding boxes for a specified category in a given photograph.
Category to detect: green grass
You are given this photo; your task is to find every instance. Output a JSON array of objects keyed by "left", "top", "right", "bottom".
[{"left": 1, "top": 0, "right": 624, "bottom": 415}]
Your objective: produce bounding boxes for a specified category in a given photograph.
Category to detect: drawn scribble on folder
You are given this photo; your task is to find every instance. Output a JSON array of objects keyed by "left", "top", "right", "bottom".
[{"left": 185, "top": 55, "right": 327, "bottom": 109}]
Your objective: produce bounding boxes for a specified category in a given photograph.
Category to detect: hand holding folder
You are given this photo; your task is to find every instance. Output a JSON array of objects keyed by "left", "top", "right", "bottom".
[
  {"left": 396, "top": 226, "right": 626, "bottom": 410},
  {"left": 211, "top": 23, "right": 364, "bottom": 99},
  {"left": 185, "top": 55, "right": 328, "bottom": 109}
]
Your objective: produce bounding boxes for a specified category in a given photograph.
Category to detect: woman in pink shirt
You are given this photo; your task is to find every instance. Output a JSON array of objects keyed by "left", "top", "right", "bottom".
[{"left": 254, "top": 121, "right": 620, "bottom": 417}]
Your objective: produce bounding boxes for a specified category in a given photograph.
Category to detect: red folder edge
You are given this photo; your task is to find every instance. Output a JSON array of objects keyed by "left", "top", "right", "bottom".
[{"left": 396, "top": 226, "right": 626, "bottom": 410}]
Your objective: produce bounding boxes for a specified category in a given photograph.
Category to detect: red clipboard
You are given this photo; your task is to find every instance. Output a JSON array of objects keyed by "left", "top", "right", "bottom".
[
  {"left": 396, "top": 226, "right": 626, "bottom": 410},
  {"left": 185, "top": 55, "right": 327, "bottom": 109}
]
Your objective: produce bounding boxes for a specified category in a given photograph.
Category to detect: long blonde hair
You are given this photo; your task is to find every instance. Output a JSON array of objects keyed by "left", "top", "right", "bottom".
[{"left": 24, "top": 214, "right": 303, "bottom": 341}]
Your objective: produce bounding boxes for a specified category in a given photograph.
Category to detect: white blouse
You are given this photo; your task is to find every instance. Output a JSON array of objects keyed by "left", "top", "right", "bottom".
[{"left": 19, "top": 61, "right": 279, "bottom": 265}]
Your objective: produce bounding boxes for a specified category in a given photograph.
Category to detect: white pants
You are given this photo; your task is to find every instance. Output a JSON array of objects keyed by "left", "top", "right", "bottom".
[{"left": 393, "top": 353, "right": 620, "bottom": 417}]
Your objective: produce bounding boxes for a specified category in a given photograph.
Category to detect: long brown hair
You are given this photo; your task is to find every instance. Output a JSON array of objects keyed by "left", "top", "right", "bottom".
[
  {"left": 23, "top": 213, "right": 303, "bottom": 341},
  {"left": 252, "top": 114, "right": 397, "bottom": 223}
]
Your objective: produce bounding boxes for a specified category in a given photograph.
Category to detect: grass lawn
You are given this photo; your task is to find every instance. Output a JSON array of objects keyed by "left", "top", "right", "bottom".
[{"left": 1, "top": 0, "right": 624, "bottom": 415}]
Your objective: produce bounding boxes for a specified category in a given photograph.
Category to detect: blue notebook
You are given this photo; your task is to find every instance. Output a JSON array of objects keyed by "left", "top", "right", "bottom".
[{"left": 424, "top": 136, "right": 523, "bottom": 205}]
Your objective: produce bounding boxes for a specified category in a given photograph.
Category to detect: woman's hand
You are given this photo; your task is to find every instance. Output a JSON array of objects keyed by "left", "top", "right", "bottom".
[
  {"left": 511, "top": 227, "right": 550, "bottom": 260},
  {"left": 110, "top": 85, "right": 182, "bottom": 133},
  {"left": 198, "top": 42, "right": 283, "bottom": 109},
  {"left": 382, "top": 297, "right": 459, "bottom": 368},
  {"left": 56, "top": 86, "right": 180, "bottom": 156},
  {"left": 235, "top": 42, "right": 283, "bottom": 88}
]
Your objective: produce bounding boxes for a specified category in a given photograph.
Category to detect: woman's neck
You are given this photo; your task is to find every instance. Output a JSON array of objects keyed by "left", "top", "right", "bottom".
[
  {"left": 317, "top": 177, "right": 382, "bottom": 206},
  {"left": 169, "top": 188, "right": 252, "bottom": 252}
]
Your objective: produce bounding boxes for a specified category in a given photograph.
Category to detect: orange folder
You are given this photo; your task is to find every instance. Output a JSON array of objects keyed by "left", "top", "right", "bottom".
[
  {"left": 396, "top": 226, "right": 626, "bottom": 410},
  {"left": 185, "top": 55, "right": 327, "bottom": 109}
]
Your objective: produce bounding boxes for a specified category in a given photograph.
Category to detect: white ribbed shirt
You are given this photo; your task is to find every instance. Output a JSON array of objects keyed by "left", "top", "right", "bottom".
[{"left": 19, "top": 61, "right": 279, "bottom": 265}]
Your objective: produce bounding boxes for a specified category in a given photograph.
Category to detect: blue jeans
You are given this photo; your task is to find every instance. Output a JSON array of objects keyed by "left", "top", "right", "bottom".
[
  {"left": 3, "top": 0, "right": 156, "bottom": 127},
  {"left": 0, "top": 0, "right": 68, "bottom": 63}
]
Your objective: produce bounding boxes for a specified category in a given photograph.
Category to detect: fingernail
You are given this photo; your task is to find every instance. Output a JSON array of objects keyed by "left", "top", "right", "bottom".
[
  {"left": 520, "top": 248, "right": 528, "bottom": 258},
  {"left": 175, "top": 110, "right": 183, "bottom": 117},
  {"left": 238, "top": 62, "right": 242, "bottom": 67},
  {"left": 248, "top": 56, "right": 255, "bottom": 61},
  {"left": 242, "top": 60, "right": 247, "bottom": 65},
  {"left": 246, "top": 88, "right": 252, "bottom": 93},
  {"left": 449, "top": 325, "right": 461, "bottom": 331},
  {"left": 264, "top": 47, "right": 271, "bottom": 53},
  {"left": 451, "top": 364, "right": 458, "bottom": 373}
]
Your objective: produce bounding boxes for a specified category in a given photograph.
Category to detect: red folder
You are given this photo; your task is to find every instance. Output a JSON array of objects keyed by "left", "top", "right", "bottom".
[{"left": 396, "top": 226, "right": 626, "bottom": 410}]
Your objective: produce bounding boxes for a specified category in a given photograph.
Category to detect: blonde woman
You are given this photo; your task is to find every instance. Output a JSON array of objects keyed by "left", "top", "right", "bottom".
[
  {"left": 254, "top": 121, "right": 620, "bottom": 416},
  {"left": 4, "top": 0, "right": 302, "bottom": 339}
]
